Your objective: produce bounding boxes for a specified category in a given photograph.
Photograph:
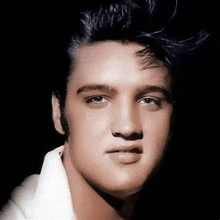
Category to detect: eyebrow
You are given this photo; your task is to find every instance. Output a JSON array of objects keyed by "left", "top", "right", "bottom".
[
  {"left": 135, "top": 85, "right": 172, "bottom": 102},
  {"left": 76, "top": 84, "right": 115, "bottom": 94}
]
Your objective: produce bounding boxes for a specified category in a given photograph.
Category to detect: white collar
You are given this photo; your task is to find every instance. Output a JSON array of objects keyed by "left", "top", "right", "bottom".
[{"left": 27, "top": 146, "right": 76, "bottom": 220}]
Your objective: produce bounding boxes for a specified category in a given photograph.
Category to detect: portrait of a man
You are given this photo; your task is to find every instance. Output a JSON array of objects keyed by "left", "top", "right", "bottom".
[{"left": 0, "top": 0, "right": 219, "bottom": 219}]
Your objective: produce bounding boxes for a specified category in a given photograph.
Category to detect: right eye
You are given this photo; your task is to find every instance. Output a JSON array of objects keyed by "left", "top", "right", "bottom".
[{"left": 85, "top": 95, "right": 108, "bottom": 104}]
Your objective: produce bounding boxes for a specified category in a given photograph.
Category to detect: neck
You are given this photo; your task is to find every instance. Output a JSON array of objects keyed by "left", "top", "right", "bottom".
[{"left": 63, "top": 144, "right": 137, "bottom": 220}]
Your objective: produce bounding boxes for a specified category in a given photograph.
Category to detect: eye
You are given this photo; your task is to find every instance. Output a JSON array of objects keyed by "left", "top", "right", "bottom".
[
  {"left": 85, "top": 95, "right": 108, "bottom": 104},
  {"left": 138, "top": 97, "right": 161, "bottom": 107}
]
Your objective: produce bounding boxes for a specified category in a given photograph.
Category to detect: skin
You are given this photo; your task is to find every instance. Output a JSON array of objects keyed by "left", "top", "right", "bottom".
[{"left": 52, "top": 41, "right": 173, "bottom": 219}]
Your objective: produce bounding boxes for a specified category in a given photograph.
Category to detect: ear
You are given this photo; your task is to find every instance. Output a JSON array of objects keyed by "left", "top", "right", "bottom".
[{"left": 52, "top": 95, "right": 65, "bottom": 134}]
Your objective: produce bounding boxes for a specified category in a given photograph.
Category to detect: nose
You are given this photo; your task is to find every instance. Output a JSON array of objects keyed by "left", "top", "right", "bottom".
[{"left": 111, "top": 103, "right": 143, "bottom": 141}]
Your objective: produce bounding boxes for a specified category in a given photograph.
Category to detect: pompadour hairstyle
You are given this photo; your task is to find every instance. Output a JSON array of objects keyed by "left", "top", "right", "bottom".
[{"left": 53, "top": 0, "right": 208, "bottom": 138}]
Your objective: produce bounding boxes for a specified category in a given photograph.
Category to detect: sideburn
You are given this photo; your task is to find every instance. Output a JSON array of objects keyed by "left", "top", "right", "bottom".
[
  {"left": 60, "top": 107, "right": 70, "bottom": 141},
  {"left": 56, "top": 93, "right": 70, "bottom": 141}
]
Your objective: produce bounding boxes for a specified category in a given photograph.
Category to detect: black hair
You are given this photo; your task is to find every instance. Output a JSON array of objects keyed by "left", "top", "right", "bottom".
[{"left": 53, "top": 0, "right": 208, "bottom": 138}]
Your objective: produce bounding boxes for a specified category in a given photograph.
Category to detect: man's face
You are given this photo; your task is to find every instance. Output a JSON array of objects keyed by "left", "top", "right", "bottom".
[{"left": 54, "top": 41, "right": 173, "bottom": 198}]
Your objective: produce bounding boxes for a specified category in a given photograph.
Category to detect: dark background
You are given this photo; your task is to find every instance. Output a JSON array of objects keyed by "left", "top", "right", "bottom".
[{"left": 0, "top": 1, "right": 220, "bottom": 219}]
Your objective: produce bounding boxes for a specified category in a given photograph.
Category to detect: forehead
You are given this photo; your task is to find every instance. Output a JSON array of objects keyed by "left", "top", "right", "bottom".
[
  {"left": 69, "top": 41, "right": 170, "bottom": 88},
  {"left": 73, "top": 41, "right": 161, "bottom": 70},
  {"left": 74, "top": 41, "right": 144, "bottom": 62}
]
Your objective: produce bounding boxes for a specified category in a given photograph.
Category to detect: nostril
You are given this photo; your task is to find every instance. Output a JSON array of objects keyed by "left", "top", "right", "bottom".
[
  {"left": 128, "top": 132, "right": 143, "bottom": 140},
  {"left": 112, "top": 131, "right": 143, "bottom": 140}
]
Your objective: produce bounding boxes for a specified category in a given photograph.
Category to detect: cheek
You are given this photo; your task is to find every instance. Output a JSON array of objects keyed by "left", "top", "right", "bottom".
[
  {"left": 65, "top": 106, "right": 111, "bottom": 148},
  {"left": 142, "top": 111, "right": 172, "bottom": 150}
]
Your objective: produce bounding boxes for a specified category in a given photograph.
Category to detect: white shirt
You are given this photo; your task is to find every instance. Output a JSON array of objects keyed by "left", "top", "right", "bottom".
[{"left": 0, "top": 146, "right": 76, "bottom": 220}]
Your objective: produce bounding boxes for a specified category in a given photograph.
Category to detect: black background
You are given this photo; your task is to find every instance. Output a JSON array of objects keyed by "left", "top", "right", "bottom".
[{"left": 0, "top": 1, "right": 220, "bottom": 219}]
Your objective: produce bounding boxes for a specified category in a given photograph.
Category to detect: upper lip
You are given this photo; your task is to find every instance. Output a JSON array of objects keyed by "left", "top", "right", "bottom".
[{"left": 106, "top": 145, "right": 143, "bottom": 154}]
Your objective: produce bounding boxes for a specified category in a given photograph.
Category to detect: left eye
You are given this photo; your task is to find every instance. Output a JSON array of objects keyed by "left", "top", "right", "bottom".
[{"left": 139, "top": 97, "right": 159, "bottom": 106}]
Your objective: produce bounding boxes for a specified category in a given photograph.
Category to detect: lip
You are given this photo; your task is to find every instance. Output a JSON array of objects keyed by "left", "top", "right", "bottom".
[
  {"left": 106, "top": 145, "right": 143, "bottom": 164},
  {"left": 106, "top": 145, "right": 143, "bottom": 154}
]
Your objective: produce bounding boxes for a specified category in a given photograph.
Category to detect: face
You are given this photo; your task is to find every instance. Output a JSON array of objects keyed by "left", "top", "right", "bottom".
[{"left": 53, "top": 41, "right": 173, "bottom": 198}]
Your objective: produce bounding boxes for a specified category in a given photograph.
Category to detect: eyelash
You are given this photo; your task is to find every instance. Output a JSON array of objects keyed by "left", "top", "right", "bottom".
[
  {"left": 85, "top": 95, "right": 109, "bottom": 104},
  {"left": 138, "top": 97, "right": 162, "bottom": 107}
]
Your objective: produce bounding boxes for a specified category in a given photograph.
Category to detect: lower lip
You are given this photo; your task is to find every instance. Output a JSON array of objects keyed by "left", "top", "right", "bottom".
[{"left": 108, "top": 152, "right": 142, "bottom": 164}]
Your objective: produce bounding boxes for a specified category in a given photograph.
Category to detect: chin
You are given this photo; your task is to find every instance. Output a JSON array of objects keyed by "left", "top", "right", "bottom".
[
  {"left": 101, "top": 178, "right": 145, "bottom": 199},
  {"left": 111, "top": 187, "right": 142, "bottom": 199}
]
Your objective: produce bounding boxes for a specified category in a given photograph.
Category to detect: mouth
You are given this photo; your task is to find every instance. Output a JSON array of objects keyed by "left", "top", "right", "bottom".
[
  {"left": 106, "top": 145, "right": 143, "bottom": 154},
  {"left": 106, "top": 145, "right": 143, "bottom": 164}
]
